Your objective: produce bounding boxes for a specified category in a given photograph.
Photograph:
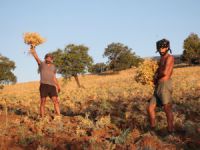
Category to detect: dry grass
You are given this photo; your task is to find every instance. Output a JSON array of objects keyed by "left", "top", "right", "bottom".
[
  {"left": 23, "top": 32, "right": 45, "bottom": 47},
  {"left": 0, "top": 66, "right": 200, "bottom": 149}
]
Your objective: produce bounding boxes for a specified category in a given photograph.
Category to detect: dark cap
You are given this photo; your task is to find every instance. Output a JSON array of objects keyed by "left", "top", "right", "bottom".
[
  {"left": 156, "top": 39, "right": 172, "bottom": 53},
  {"left": 44, "top": 53, "right": 53, "bottom": 59}
]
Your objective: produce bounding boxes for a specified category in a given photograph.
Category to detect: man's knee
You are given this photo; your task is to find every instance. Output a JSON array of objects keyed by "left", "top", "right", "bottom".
[
  {"left": 52, "top": 97, "right": 59, "bottom": 104},
  {"left": 147, "top": 103, "right": 156, "bottom": 113},
  {"left": 40, "top": 98, "right": 46, "bottom": 105},
  {"left": 163, "top": 104, "right": 172, "bottom": 113}
]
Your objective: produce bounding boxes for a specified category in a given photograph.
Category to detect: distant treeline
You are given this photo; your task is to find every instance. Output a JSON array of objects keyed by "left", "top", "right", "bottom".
[{"left": 0, "top": 33, "right": 200, "bottom": 87}]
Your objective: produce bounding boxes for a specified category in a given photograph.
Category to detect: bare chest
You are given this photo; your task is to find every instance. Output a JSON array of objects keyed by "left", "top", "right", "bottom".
[{"left": 158, "top": 58, "right": 167, "bottom": 71}]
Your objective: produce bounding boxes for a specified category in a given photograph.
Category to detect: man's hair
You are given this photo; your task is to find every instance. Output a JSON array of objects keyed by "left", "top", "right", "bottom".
[
  {"left": 44, "top": 53, "right": 53, "bottom": 59},
  {"left": 156, "top": 39, "right": 172, "bottom": 53}
]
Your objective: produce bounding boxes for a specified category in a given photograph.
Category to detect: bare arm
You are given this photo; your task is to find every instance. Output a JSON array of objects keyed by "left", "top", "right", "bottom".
[
  {"left": 54, "top": 75, "right": 60, "bottom": 93},
  {"left": 153, "top": 68, "right": 159, "bottom": 85},
  {"left": 153, "top": 61, "right": 160, "bottom": 85},
  {"left": 30, "top": 45, "right": 41, "bottom": 65}
]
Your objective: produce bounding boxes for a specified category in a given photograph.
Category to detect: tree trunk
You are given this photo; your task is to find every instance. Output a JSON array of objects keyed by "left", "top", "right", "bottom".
[{"left": 73, "top": 74, "right": 81, "bottom": 88}]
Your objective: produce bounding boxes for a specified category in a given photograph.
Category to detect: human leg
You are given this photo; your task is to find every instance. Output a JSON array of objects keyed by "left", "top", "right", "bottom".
[
  {"left": 51, "top": 96, "right": 60, "bottom": 116},
  {"left": 40, "top": 98, "right": 46, "bottom": 118},
  {"left": 163, "top": 103, "right": 174, "bottom": 132},
  {"left": 147, "top": 102, "right": 157, "bottom": 128}
]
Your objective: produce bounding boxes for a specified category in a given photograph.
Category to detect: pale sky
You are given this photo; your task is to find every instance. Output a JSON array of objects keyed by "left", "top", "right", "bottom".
[{"left": 0, "top": 0, "right": 200, "bottom": 82}]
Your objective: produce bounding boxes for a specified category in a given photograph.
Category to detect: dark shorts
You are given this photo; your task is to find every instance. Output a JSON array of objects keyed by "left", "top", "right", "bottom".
[
  {"left": 39, "top": 83, "right": 58, "bottom": 98},
  {"left": 149, "top": 79, "right": 173, "bottom": 107}
]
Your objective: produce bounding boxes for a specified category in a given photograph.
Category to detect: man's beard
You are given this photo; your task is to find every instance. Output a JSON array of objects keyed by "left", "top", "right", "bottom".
[
  {"left": 45, "top": 60, "right": 52, "bottom": 64},
  {"left": 159, "top": 51, "right": 168, "bottom": 56}
]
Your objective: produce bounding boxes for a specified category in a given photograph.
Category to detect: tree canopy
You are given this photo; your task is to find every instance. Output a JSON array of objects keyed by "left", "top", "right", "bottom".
[
  {"left": 89, "top": 63, "right": 108, "bottom": 74},
  {"left": 103, "top": 43, "right": 143, "bottom": 71},
  {"left": 182, "top": 33, "right": 200, "bottom": 64},
  {"left": 52, "top": 44, "right": 93, "bottom": 87},
  {"left": 0, "top": 54, "right": 17, "bottom": 89}
]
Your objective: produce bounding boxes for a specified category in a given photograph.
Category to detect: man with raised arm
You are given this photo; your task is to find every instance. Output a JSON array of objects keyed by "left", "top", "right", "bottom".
[
  {"left": 30, "top": 45, "right": 61, "bottom": 119},
  {"left": 147, "top": 39, "right": 174, "bottom": 133}
]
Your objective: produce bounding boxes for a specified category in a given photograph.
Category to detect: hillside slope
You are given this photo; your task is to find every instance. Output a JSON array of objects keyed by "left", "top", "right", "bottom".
[{"left": 0, "top": 67, "right": 200, "bottom": 149}]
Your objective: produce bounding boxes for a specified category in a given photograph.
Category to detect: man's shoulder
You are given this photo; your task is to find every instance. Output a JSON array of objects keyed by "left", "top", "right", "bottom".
[
  {"left": 168, "top": 54, "right": 174, "bottom": 61},
  {"left": 165, "top": 55, "right": 174, "bottom": 66}
]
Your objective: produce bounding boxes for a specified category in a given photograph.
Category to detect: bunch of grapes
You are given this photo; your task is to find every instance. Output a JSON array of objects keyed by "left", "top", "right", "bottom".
[
  {"left": 135, "top": 59, "right": 158, "bottom": 87},
  {"left": 23, "top": 32, "right": 45, "bottom": 47}
]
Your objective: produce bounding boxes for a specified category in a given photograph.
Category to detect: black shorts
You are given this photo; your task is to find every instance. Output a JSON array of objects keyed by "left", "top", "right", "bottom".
[{"left": 39, "top": 84, "right": 58, "bottom": 98}]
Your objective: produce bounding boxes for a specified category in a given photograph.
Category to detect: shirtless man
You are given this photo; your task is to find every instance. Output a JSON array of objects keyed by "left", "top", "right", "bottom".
[
  {"left": 147, "top": 39, "right": 174, "bottom": 133},
  {"left": 30, "top": 45, "right": 61, "bottom": 118}
]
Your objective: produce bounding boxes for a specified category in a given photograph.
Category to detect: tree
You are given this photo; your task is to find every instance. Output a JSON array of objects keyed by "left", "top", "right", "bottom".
[
  {"left": 52, "top": 44, "right": 93, "bottom": 88},
  {"left": 89, "top": 63, "right": 108, "bottom": 74},
  {"left": 0, "top": 54, "right": 17, "bottom": 89},
  {"left": 182, "top": 33, "right": 200, "bottom": 64},
  {"left": 103, "top": 43, "right": 143, "bottom": 71}
]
